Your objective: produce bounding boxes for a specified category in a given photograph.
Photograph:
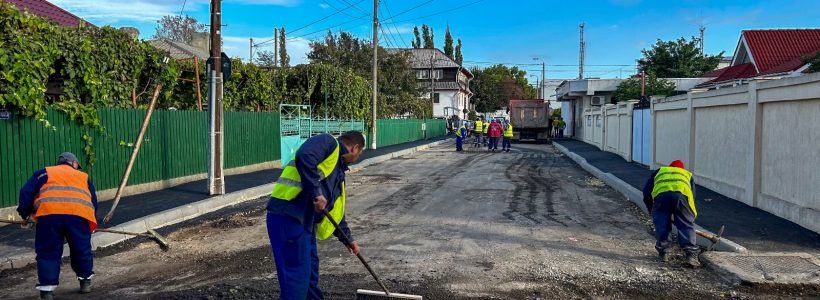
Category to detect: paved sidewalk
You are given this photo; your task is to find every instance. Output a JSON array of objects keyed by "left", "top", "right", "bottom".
[
  {"left": 555, "top": 139, "right": 820, "bottom": 253},
  {"left": 0, "top": 136, "right": 448, "bottom": 264}
]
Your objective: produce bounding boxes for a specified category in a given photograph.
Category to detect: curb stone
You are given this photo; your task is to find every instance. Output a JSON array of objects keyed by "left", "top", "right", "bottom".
[
  {"left": 554, "top": 142, "right": 748, "bottom": 253},
  {"left": 0, "top": 138, "right": 452, "bottom": 271}
]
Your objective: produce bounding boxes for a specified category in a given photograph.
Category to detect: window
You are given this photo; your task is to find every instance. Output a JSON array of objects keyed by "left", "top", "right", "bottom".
[
  {"left": 433, "top": 93, "right": 440, "bottom": 103},
  {"left": 432, "top": 69, "right": 443, "bottom": 79},
  {"left": 416, "top": 70, "right": 428, "bottom": 79}
]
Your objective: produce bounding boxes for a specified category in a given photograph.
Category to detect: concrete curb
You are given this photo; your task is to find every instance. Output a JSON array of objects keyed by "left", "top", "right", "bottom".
[
  {"left": 554, "top": 142, "right": 748, "bottom": 253},
  {"left": 1, "top": 138, "right": 451, "bottom": 271}
]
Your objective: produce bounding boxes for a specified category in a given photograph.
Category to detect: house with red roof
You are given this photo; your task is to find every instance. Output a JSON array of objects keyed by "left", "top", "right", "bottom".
[
  {"left": 698, "top": 29, "right": 820, "bottom": 88},
  {"left": 6, "top": 0, "right": 92, "bottom": 27}
]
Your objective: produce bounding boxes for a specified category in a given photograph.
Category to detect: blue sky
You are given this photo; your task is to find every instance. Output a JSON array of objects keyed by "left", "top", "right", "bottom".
[{"left": 52, "top": 0, "right": 820, "bottom": 79}]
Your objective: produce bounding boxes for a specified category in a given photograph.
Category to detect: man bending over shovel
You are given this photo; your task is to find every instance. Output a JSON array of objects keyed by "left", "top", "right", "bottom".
[{"left": 267, "top": 131, "right": 365, "bottom": 299}]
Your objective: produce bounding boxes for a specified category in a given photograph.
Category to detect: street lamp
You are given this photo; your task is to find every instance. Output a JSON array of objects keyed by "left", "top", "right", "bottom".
[
  {"left": 532, "top": 57, "right": 546, "bottom": 99},
  {"left": 529, "top": 75, "right": 540, "bottom": 98}
]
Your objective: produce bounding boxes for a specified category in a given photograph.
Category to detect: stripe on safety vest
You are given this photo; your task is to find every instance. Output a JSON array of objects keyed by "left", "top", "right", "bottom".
[
  {"left": 40, "top": 186, "right": 92, "bottom": 198},
  {"left": 655, "top": 171, "right": 689, "bottom": 178},
  {"left": 655, "top": 178, "right": 690, "bottom": 185},
  {"left": 33, "top": 197, "right": 95, "bottom": 210},
  {"left": 276, "top": 177, "right": 301, "bottom": 187}
]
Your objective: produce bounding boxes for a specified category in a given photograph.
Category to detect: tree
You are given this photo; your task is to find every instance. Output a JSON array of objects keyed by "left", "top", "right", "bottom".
[
  {"left": 152, "top": 15, "right": 205, "bottom": 44},
  {"left": 612, "top": 72, "right": 676, "bottom": 102},
  {"left": 307, "top": 31, "right": 429, "bottom": 118},
  {"left": 412, "top": 26, "right": 421, "bottom": 48},
  {"left": 443, "top": 25, "right": 454, "bottom": 58},
  {"left": 455, "top": 38, "right": 463, "bottom": 65},
  {"left": 803, "top": 51, "right": 820, "bottom": 73},
  {"left": 422, "top": 24, "right": 434, "bottom": 49},
  {"left": 552, "top": 107, "right": 562, "bottom": 118},
  {"left": 470, "top": 64, "right": 537, "bottom": 113},
  {"left": 279, "top": 27, "right": 290, "bottom": 67},
  {"left": 255, "top": 51, "right": 277, "bottom": 68},
  {"left": 638, "top": 37, "right": 724, "bottom": 77}
]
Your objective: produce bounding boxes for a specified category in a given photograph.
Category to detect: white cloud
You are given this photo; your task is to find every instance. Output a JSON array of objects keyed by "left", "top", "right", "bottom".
[
  {"left": 319, "top": 3, "right": 330, "bottom": 9},
  {"left": 50, "top": 0, "right": 299, "bottom": 24}
]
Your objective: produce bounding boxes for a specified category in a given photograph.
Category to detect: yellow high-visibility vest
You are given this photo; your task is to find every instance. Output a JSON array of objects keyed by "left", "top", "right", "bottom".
[
  {"left": 482, "top": 123, "right": 489, "bottom": 134},
  {"left": 651, "top": 166, "right": 697, "bottom": 216},
  {"left": 455, "top": 125, "right": 466, "bottom": 137},
  {"left": 271, "top": 139, "right": 346, "bottom": 240},
  {"left": 503, "top": 124, "right": 514, "bottom": 137},
  {"left": 474, "top": 120, "right": 483, "bottom": 132}
]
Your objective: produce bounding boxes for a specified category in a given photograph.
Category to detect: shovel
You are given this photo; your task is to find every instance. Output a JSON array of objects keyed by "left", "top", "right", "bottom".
[{"left": 0, "top": 219, "right": 169, "bottom": 249}]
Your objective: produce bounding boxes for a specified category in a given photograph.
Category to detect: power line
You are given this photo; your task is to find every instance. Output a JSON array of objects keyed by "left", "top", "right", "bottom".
[
  {"left": 383, "top": 0, "right": 484, "bottom": 24},
  {"left": 254, "top": 0, "right": 365, "bottom": 47},
  {"left": 381, "top": 0, "right": 408, "bottom": 48},
  {"left": 323, "top": 0, "right": 368, "bottom": 19},
  {"left": 380, "top": 0, "right": 435, "bottom": 23}
]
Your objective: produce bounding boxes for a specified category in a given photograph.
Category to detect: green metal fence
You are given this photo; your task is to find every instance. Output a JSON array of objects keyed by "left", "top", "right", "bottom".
[
  {"left": 373, "top": 118, "right": 448, "bottom": 148},
  {"left": 0, "top": 108, "right": 280, "bottom": 208}
]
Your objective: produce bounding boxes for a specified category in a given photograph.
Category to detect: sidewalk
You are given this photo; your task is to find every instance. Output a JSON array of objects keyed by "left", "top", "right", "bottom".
[
  {"left": 0, "top": 136, "right": 448, "bottom": 267},
  {"left": 554, "top": 139, "right": 820, "bottom": 253}
]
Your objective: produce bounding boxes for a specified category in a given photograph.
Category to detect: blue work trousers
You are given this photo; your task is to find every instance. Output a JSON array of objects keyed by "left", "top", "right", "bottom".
[
  {"left": 651, "top": 192, "right": 699, "bottom": 256},
  {"left": 455, "top": 137, "right": 463, "bottom": 151},
  {"left": 267, "top": 212, "right": 323, "bottom": 300},
  {"left": 488, "top": 137, "right": 499, "bottom": 150},
  {"left": 502, "top": 137, "right": 511, "bottom": 150},
  {"left": 472, "top": 133, "right": 482, "bottom": 147},
  {"left": 35, "top": 215, "right": 94, "bottom": 287}
]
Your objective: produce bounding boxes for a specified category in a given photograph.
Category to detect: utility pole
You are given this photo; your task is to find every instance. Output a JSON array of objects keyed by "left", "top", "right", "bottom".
[
  {"left": 370, "top": 0, "right": 378, "bottom": 149},
  {"left": 699, "top": 25, "right": 705, "bottom": 55},
  {"left": 430, "top": 54, "right": 436, "bottom": 116},
  {"left": 641, "top": 70, "right": 646, "bottom": 97},
  {"left": 274, "top": 28, "right": 279, "bottom": 67},
  {"left": 249, "top": 38, "right": 253, "bottom": 63},
  {"left": 208, "top": 0, "right": 225, "bottom": 195},
  {"left": 579, "top": 22, "right": 585, "bottom": 80},
  {"left": 541, "top": 61, "right": 545, "bottom": 99}
]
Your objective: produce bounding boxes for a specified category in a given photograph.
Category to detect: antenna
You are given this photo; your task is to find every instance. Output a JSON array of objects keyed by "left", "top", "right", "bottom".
[
  {"left": 579, "top": 22, "right": 585, "bottom": 80},
  {"left": 699, "top": 25, "right": 705, "bottom": 55}
]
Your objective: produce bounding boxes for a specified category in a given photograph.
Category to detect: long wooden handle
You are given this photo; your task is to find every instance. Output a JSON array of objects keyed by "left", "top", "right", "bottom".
[
  {"left": 104, "top": 83, "right": 163, "bottom": 224},
  {"left": 1, "top": 219, "right": 147, "bottom": 237},
  {"left": 321, "top": 210, "right": 390, "bottom": 295},
  {"left": 0, "top": 219, "right": 28, "bottom": 225}
]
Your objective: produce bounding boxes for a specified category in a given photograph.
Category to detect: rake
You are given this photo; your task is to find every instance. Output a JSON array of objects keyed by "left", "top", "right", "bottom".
[
  {"left": 321, "top": 210, "right": 422, "bottom": 300},
  {"left": 1, "top": 219, "right": 170, "bottom": 249}
]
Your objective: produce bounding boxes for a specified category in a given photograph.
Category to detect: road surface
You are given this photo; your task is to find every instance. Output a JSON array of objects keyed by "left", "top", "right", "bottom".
[{"left": 0, "top": 142, "right": 806, "bottom": 299}]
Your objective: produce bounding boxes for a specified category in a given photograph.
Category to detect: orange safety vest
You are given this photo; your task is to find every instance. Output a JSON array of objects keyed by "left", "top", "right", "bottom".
[{"left": 33, "top": 165, "right": 97, "bottom": 231}]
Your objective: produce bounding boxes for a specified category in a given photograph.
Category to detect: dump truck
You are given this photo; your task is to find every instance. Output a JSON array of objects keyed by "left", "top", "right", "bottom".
[{"left": 508, "top": 99, "right": 551, "bottom": 143}]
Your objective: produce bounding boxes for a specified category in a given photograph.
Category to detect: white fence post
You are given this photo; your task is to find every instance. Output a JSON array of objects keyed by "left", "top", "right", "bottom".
[
  {"left": 745, "top": 81, "right": 762, "bottom": 207},
  {"left": 687, "top": 92, "right": 695, "bottom": 171}
]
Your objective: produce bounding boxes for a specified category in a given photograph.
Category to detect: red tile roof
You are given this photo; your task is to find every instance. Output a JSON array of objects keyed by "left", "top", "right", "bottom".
[
  {"left": 696, "top": 63, "right": 758, "bottom": 87},
  {"left": 743, "top": 29, "right": 820, "bottom": 74},
  {"left": 6, "top": 0, "right": 90, "bottom": 27}
]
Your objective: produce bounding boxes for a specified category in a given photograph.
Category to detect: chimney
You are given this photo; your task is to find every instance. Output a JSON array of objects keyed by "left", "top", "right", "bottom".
[
  {"left": 191, "top": 32, "right": 210, "bottom": 54},
  {"left": 119, "top": 27, "right": 140, "bottom": 40}
]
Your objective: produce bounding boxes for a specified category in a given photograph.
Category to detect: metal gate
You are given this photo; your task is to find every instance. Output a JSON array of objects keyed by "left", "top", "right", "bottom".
[
  {"left": 280, "top": 104, "right": 312, "bottom": 166},
  {"left": 279, "top": 104, "right": 367, "bottom": 166}
]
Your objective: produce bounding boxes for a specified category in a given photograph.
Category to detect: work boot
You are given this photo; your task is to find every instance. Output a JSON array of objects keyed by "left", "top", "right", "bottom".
[
  {"left": 685, "top": 254, "right": 701, "bottom": 268},
  {"left": 79, "top": 278, "right": 92, "bottom": 293},
  {"left": 39, "top": 291, "right": 54, "bottom": 300},
  {"left": 658, "top": 252, "right": 670, "bottom": 263}
]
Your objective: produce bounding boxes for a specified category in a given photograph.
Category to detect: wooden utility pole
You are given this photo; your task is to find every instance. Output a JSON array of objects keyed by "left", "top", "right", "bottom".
[
  {"left": 209, "top": 0, "right": 225, "bottom": 195},
  {"left": 274, "top": 28, "right": 279, "bottom": 67},
  {"left": 430, "top": 54, "right": 435, "bottom": 113},
  {"left": 541, "top": 61, "right": 545, "bottom": 98},
  {"left": 249, "top": 38, "right": 254, "bottom": 63},
  {"left": 370, "top": 0, "right": 378, "bottom": 149}
]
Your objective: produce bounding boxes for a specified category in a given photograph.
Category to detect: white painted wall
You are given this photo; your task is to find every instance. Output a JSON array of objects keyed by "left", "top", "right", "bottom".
[
  {"left": 603, "top": 101, "right": 636, "bottom": 161},
  {"left": 651, "top": 73, "right": 820, "bottom": 233},
  {"left": 431, "top": 90, "right": 470, "bottom": 119}
]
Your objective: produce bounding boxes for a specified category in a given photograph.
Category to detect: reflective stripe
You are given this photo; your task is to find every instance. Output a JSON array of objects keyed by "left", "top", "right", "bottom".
[
  {"left": 39, "top": 186, "right": 92, "bottom": 198},
  {"left": 655, "top": 171, "right": 688, "bottom": 178},
  {"left": 275, "top": 177, "right": 301, "bottom": 187},
  {"left": 34, "top": 197, "right": 95, "bottom": 210},
  {"left": 654, "top": 178, "right": 690, "bottom": 185},
  {"left": 37, "top": 173, "right": 48, "bottom": 180}
]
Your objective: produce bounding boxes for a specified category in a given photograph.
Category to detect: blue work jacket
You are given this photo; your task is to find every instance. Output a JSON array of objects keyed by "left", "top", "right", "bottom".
[{"left": 18, "top": 163, "right": 98, "bottom": 220}]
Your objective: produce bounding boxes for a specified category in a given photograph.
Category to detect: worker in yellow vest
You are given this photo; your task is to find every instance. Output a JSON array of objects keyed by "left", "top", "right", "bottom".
[
  {"left": 502, "top": 121, "right": 514, "bottom": 152},
  {"left": 472, "top": 118, "right": 484, "bottom": 148},
  {"left": 482, "top": 121, "right": 490, "bottom": 146},
  {"left": 17, "top": 152, "right": 98, "bottom": 299},
  {"left": 642, "top": 160, "right": 700, "bottom": 268},
  {"left": 266, "top": 132, "right": 365, "bottom": 299},
  {"left": 455, "top": 123, "right": 467, "bottom": 151}
]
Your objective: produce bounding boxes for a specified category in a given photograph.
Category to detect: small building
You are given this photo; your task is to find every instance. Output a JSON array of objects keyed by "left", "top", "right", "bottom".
[
  {"left": 148, "top": 39, "right": 210, "bottom": 60},
  {"left": 697, "top": 29, "right": 820, "bottom": 89},
  {"left": 6, "top": 0, "right": 93, "bottom": 27},
  {"left": 392, "top": 48, "right": 473, "bottom": 119},
  {"left": 555, "top": 78, "right": 707, "bottom": 140}
]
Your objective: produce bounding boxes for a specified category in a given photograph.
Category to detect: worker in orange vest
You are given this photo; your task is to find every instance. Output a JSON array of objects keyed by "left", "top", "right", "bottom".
[{"left": 17, "top": 152, "right": 98, "bottom": 300}]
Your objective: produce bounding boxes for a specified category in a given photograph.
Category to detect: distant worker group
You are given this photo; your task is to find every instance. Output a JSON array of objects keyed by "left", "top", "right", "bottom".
[{"left": 454, "top": 118, "right": 515, "bottom": 152}]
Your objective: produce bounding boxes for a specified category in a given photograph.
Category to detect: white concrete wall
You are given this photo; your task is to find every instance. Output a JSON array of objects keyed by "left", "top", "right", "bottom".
[
  {"left": 582, "top": 107, "right": 604, "bottom": 149},
  {"left": 603, "top": 101, "right": 635, "bottom": 161},
  {"left": 651, "top": 73, "right": 820, "bottom": 233},
  {"left": 431, "top": 90, "right": 469, "bottom": 119},
  {"left": 561, "top": 101, "right": 572, "bottom": 137}
]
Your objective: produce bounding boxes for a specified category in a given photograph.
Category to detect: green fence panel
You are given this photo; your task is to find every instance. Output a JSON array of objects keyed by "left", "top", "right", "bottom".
[{"left": 0, "top": 108, "right": 281, "bottom": 209}]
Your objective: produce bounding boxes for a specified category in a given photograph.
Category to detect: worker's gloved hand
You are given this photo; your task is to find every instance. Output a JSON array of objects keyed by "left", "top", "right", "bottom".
[
  {"left": 348, "top": 240, "right": 360, "bottom": 256},
  {"left": 21, "top": 216, "right": 35, "bottom": 230},
  {"left": 313, "top": 195, "right": 327, "bottom": 212}
]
